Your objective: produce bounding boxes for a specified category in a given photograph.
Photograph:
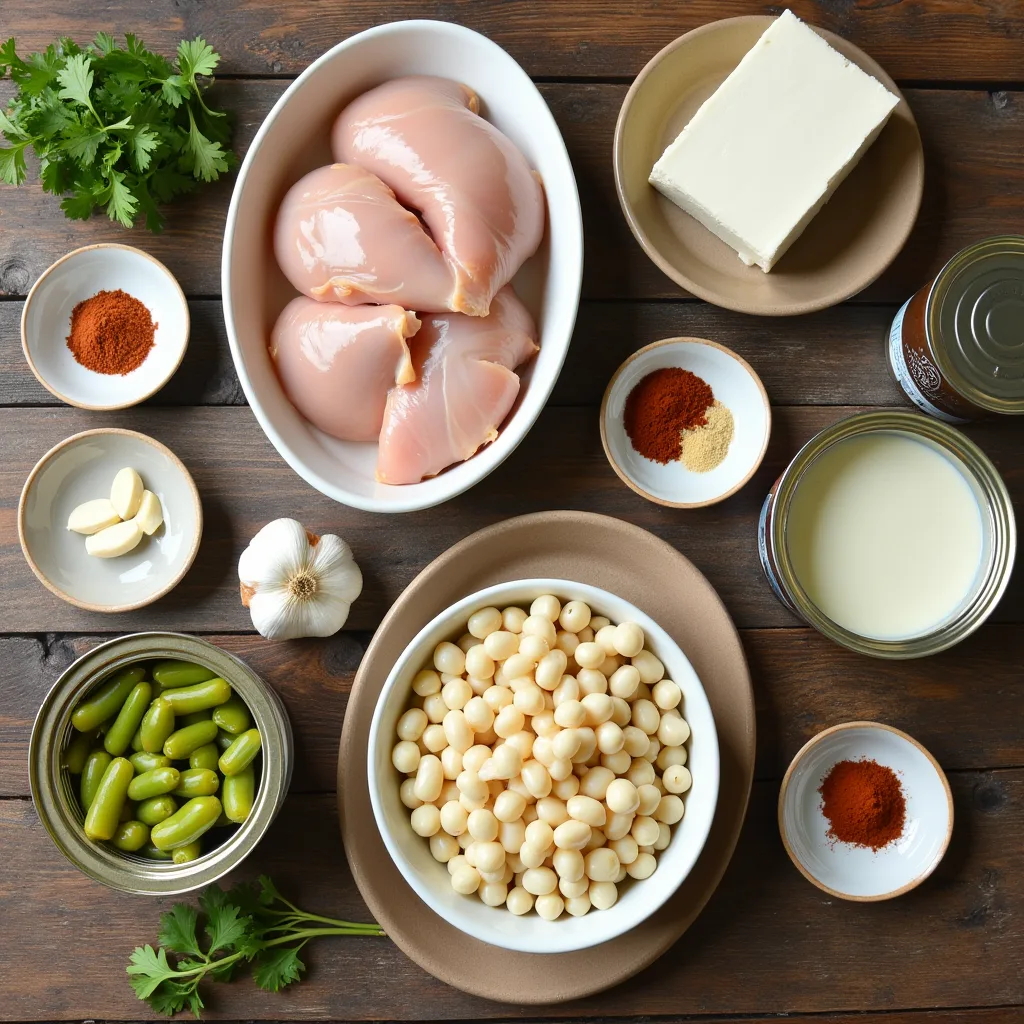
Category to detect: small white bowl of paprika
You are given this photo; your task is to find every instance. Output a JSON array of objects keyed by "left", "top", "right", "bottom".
[
  {"left": 600, "top": 337, "right": 771, "bottom": 508},
  {"left": 22, "top": 243, "right": 190, "bottom": 410}
]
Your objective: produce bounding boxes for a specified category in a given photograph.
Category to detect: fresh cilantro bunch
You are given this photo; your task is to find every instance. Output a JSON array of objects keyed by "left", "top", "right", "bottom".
[
  {"left": 127, "top": 875, "right": 384, "bottom": 1017},
  {"left": 0, "top": 33, "right": 234, "bottom": 231}
]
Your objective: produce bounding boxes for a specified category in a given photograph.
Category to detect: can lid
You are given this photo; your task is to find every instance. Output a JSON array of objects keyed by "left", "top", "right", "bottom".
[{"left": 929, "top": 235, "right": 1024, "bottom": 413}]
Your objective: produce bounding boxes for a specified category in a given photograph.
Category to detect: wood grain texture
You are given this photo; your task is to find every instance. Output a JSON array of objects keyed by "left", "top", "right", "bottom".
[
  {"left": 5, "top": 0, "right": 1024, "bottom": 81},
  {"left": 0, "top": 298, "right": 909, "bottom": 408},
  {"left": 3, "top": 626, "right": 1022, "bottom": 799},
  {"left": 0, "top": 84, "right": 1021, "bottom": 302},
  {"left": 1, "top": 770, "right": 1021, "bottom": 1019},
  {"left": 2, "top": 406, "right": 1021, "bottom": 634}
]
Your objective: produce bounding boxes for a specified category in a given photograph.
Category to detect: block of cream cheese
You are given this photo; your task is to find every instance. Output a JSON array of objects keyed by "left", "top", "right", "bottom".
[{"left": 649, "top": 10, "right": 900, "bottom": 272}]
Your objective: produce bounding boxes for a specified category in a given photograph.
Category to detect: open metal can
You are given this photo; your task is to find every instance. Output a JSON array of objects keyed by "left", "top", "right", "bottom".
[
  {"left": 887, "top": 235, "right": 1024, "bottom": 421},
  {"left": 759, "top": 411, "right": 1015, "bottom": 658},
  {"left": 29, "top": 633, "right": 293, "bottom": 895}
]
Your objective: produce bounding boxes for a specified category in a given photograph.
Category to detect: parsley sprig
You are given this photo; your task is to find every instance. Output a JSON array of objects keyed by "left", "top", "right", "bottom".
[
  {"left": 127, "top": 875, "right": 385, "bottom": 1017},
  {"left": 0, "top": 33, "right": 234, "bottom": 231}
]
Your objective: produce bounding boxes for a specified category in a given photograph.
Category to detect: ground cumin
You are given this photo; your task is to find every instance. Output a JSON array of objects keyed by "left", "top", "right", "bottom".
[
  {"left": 680, "top": 400, "right": 735, "bottom": 473},
  {"left": 66, "top": 289, "right": 156, "bottom": 375},
  {"left": 623, "top": 367, "right": 714, "bottom": 463},
  {"left": 819, "top": 758, "right": 906, "bottom": 850}
]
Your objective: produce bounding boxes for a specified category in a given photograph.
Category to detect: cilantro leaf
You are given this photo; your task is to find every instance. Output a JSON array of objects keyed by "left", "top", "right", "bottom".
[
  {"left": 252, "top": 946, "right": 306, "bottom": 992},
  {"left": 126, "top": 944, "right": 178, "bottom": 1000},
  {"left": 128, "top": 125, "right": 159, "bottom": 170},
  {"left": 258, "top": 874, "right": 283, "bottom": 906},
  {"left": 177, "top": 37, "right": 219, "bottom": 80},
  {"left": 157, "top": 904, "right": 202, "bottom": 957},
  {"left": 0, "top": 106, "right": 28, "bottom": 138},
  {"left": 146, "top": 979, "right": 194, "bottom": 1017},
  {"left": 55, "top": 53, "right": 94, "bottom": 110},
  {"left": 0, "top": 144, "right": 27, "bottom": 185},
  {"left": 93, "top": 31, "right": 116, "bottom": 56},
  {"left": 183, "top": 107, "right": 228, "bottom": 181},
  {"left": 60, "top": 187, "right": 99, "bottom": 220},
  {"left": 160, "top": 74, "right": 186, "bottom": 107},
  {"left": 204, "top": 902, "right": 249, "bottom": 955}
]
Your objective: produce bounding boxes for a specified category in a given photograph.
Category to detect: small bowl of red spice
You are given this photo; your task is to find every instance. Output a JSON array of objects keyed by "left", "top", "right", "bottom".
[
  {"left": 22, "top": 244, "right": 189, "bottom": 410},
  {"left": 779, "top": 722, "right": 953, "bottom": 901},
  {"left": 600, "top": 337, "right": 770, "bottom": 508}
]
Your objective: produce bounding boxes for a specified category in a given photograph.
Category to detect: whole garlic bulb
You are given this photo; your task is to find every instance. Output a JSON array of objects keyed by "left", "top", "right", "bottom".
[{"left": 239, "top": 518, "right": 362, "bottom": 640}]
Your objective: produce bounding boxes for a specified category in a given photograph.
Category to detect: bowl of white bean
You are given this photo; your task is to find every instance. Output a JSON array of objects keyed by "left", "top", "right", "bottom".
[{"left": 367, "top": 579, "right": 719, "bottom": 953}]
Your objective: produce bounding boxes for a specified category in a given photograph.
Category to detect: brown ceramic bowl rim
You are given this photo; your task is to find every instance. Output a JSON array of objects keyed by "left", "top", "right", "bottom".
[
  {"left": 777, "top": 720, "right": 955, "bottom": 902},
  {"left": 599, "top": 336, "right": 772, "bottom": 508},
  {"left": 21, "top": 243, "right": 190, "bottom": 410},
  {"left": 17, "top": 427, "right": 203, "bottom": 613},
  {"left": 613, "top": 15, "right": 924, "bottom": 316}
]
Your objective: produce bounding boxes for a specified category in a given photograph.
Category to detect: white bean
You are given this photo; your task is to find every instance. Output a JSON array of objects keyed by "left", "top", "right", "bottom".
[
  {"left": 654, "top": 794, "right": 685, "bottom": 825},
  {"left": 498, "top": 818, "right": 526, "bottom": 853},
  {"left": 555, "top": 631, "right": 580, "bottom": 658},
  {"left": 513, "top": 684, "right": 546, "bottom": 717},
  {"left": 392, "top": 740, "right": 421, "bottom": 774},
  {"left": 643, "top": 737, "right": 661, "bottom": 763},
  {"left": 605, "top": 778, "right": 640, "bottom": 815},
  {"left": 441, "top": 677, "right": 472, "bottom": 711},
  {"left": 627, "top": 852, "right": 657, "bottom": 879},
  {"left": 549, "top": 757, "right": 573, "bottom": 782},
  {"left": 652, "top": 678, "right": 682, "bottom": 710},
  {"left": 430, "top": 832, "right": 459, "bottom": 863},
  {"left": 505, "top": 885, "right": 534, "bottom": 915},
  {"left": 631, "top": 698, "right": 661, "bottom": 735},
  {"left": 461, "top": 696, "right": 493, "bottom": 734},
  {"left": 581, "top": 692, "right": 613, "bottom": 726},
  {"left": 658, "top": 715, "right": 691, "bottom": 747},
  {"left": 595, "top": 720, "right": 624, "bottom": 755},
  {"left": 502, "top": 606, "right": 527, "bottom": 633},
  {"left": 396, "top": 708, "right": 428, "bottom": 742},
  {"left": 565, "top": 894, "right": 591, "bottom": 917},
  {"left": 457, "top": 633, "right": 476, "bottom": 653},
  {"left": 535, "top": 892, "right": 564, "bottom": 920},
  {"left": 593, "top": 624, "right": 617, "bottom": 655},
  {"left": 411, "top": 803, "right": 441, "bottom": 837},
  {"left": 440, "top": 800, "right": 469, "bottom": 836},
  {"left": 484, "top": 630, "right": 519, "bottom": 661},
  {"left": 423, "top": 694, "right": 448, "bottom": 724},
  {"left": 464, "top": 645, "right": 496, "bottom": 681},
  {"left": 603, "top": 811, "right": 635, "bottom": 841},
  {"left": 631, "top": 649, "right": 664, "bottom": 684},
  {"left": 468, "top": 808, "right": 499, "bottom": 842},
  {"left": 601, "top": 749, "right": 632, "bottom": 775},
  {"left": 654, "top": 822, "right": 672, "bottom": 851},
  {"left": 608, "top": 664, "right": 640, "bottom": 700},
  {"left": 451, "top": 864, "right": 481, "bottom": 894},
  {"left": 518, "top": 842, "right": 548, "bottom": 869},
  {"left": 483, "top": 685, "right": 514, "bottom": 713},
  {"left": 656, "top": 744, "right": 688, "bottom": 771},
  {"left": 636, "top": 783, "right": 662, "bottom": 816},
  {"left": 609, "top": 836, "right": 639, "bottom": 865},
  {"left": 447, "top": 854, "right": 467, "bottom": 876},
  {"left": 610, "top": 696, "right": 632, "bottom": 728},
  {"left": 583, "top": 827, "right": 607, "bottom": 852},
  {"left": 553, "top": 699, "right": 586, "bottom": 728},
  {"left": 622, "top": 725, "right": 650, "bottom": 758},
  {"left": 552, "top": 774, "right": 580, "bottom": 801},
  {"left": 559, "top": 875, "right": 589, "bottom": 899},
  {"left": 479, "top": 881, "right": 508, "bottom": 907},
  {"left": 400, "top": 778, "right": 423, "bottom": 809},
  {"left": 576, "top": 668, "right": 608, "bottom": 696},
  {"left": 493, "top": 706, "right": 526, "bottom": 738},
  {"left": 553, "top": 819, "right": 592, "bottom": 850},
  {"left": 531, "top": 735, "right": 555, "bottom": 767},
  {"left": 518, "top": 633, "right": 551, "bottom": 662},
  {"left": 663, "top": 764, "right": 692, "bottom": 794},
  {"left": 521, "top": 759, "right": 552, "bottom": 799},
  {"left": 412, "top": 669, "right": 442, "bottom": 696},
  {"left": 559, "top": 600, "right": 591, "bottom": 633},
  {"left": 522, "top": 614, "right": 557, "bottom": 646},
  {"left": 472, "top": 841, "right": 505, "bottom": 874},
  {"left": 571, "top": 727, "right": 597, "bottom": 765},
  {"left": 442, "top": 709, "right": 474, "bottom": 753},
  {"left": 440, "top": 745, "right": 464, "bottom": 780},
  {"left": 535, "top": 796, "right": 569, "bottom": 827},
  {"left": 631, "top": 815, "right": 660, "bottom": 846},
  {"left": 611, "top": 621, "right": 644, "bottom": 658},
  {"left": 456, "top": 769, "right": 488, "bottom": 803},
  {"left": 468, "top": 606, "right": 503, "bottom": 639},
  {"left": 552, "top": 675, "right": 580, "bottom": 706},
  {"left": 589, "top": 880, "right": 618, "bottom": 910},
  {"left": 567, "top": 794, "right": 606, "bottom": 827},
  {"left": 535, "top": 650, "right": 568, "bottom": 690},
  {"left": 522, "top": 867, "right": 558, "bottom": 896},
  {"left": 504, "top": 731, "right": 534, "bottom": 760},
  {"left": 524, "top": 818, "right": 555, "bottom": 851},
  {"left": 625, "top": 757, "right": 656, "bottom": 788},
  {"left": 531, "top": 711, "right": 558, "bottom": 738},
  {"left": 584, "top": 847, "right": 620, "bottom": 882},
  {"left": 579, "top": 765, "right": 615, "bottom": 800},
  {"left": 433, "top": 642, "right": 466, "bottom": 676},
  {"left": 574, "top": 642, "right": 605, "bottom": 670},
  {"left": 493, "top": 789, "right": 527, "bottom": 823}
]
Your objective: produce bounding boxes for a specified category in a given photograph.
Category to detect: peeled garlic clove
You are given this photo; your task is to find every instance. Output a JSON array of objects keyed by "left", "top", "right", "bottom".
[
  {"left": 67, "top": 498, "right": 121, "bottom": 535},
  {"left": 110, "top": 467, "right": 144, "bottom": 520},
  {"left": 134, "top": 490, "right": 164, "bottom": 536},
  {"left": 86, "top": 519, "right": 144, "bottom": 558}
]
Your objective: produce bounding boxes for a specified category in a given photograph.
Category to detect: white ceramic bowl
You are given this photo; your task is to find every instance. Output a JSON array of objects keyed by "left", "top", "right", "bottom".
[
  {"left": 367, "top": 579, "right": 720, "bottom": 953},
  {"left": 18, "top": 428, "right": 203, "bottom": 612},
  {"left": 779, "top": 722, "right": 953, "bottom": 900},
  {"left": 222, "top": 21, "right": 583, "bottom": 513},
  {"left": 22, "top": 244, "right": 189, "bottom": 410},
  {"left": 601, "top": 338, "right": 771, "bottom": 507}
]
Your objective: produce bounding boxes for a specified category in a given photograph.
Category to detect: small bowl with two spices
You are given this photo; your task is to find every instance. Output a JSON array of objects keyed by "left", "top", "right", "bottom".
[
  {"left": 779, "top": 721, "right": 953, "bottom": 901},
  {"left": 601, "top": 337, "right": 770, "bottom": 507},
  {"left": 21, "top": 243, "right": 189, "bottom": 410}
]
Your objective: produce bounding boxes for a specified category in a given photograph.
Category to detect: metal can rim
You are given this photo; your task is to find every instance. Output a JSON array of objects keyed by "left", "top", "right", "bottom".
[
  {"left": 29, "top": 632, "right": 293, "bottom": 895},
  {"left": 926, "top": 234, "right": 1024, "bottom": 414},
  {"left": 765, "top": 410, "right": 1016, "bottom": 659}
]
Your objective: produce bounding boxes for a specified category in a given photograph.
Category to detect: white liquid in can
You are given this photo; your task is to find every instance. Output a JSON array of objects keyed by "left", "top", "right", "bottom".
[{"left": 786, "top": 431, "right": 985, "bottom": 640}]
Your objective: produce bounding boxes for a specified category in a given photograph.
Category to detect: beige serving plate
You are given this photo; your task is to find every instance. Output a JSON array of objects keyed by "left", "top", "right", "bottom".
[
  {"left": 338, "top": 510, "right": 755, "bottom": 1003},
  {"left": 614, "top": 16, "right": 925, "bottom": 316}
]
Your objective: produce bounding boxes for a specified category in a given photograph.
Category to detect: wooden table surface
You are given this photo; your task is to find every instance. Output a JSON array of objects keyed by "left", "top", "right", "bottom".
[{"left": 1, "top": 1, "right": 1022, "bottom": 1021}]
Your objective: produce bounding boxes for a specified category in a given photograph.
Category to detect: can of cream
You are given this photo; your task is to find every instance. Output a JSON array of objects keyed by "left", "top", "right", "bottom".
[
  {"left": 759, "top": 411, "right": 1015, "bottom": 658},
  {"left": 887, "top": 235, "right": 1024, "bottom": 421}
]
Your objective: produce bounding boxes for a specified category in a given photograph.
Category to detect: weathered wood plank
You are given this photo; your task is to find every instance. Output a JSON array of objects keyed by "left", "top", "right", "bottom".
[
  {"left": 5, "top": 0, "right": 1024, "bottom": 81},
  {"left": 0, "top": 298, "right": 909, "bottom": 408},
  {"left": 1, "top": 406, "right": 1021, "bottom": 634},
  {"left": 0, "top": 84, "right": 1021, "bottom": 303},
  {"left": 3, "top": 626, "right": 1022, "bottom": 798},
  {"left": 1, "top": 771, "right": 1021, "bottom": 1018}
]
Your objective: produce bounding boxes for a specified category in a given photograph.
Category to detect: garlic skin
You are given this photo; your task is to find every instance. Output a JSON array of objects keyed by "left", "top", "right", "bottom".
[{"left": 238, "top": 518, "right": 363, "bottom": 640}]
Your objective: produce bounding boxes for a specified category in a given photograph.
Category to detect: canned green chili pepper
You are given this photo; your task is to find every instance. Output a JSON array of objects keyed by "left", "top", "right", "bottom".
[
  {"left": 136, "top": 794, "right": 178, "bottom": 826},
  {"left": 213, "top": 810, "right": 234, "bottom": 827},
  {"left": 83, "top": 756, "right": 134, "bottom": 840},
  {"left": 130, "top": 727, "right": 145, "bottom": 752},
  {"left": 71, "top": 665, "right": 146, "bottom": 732},
  {"left": 179, "top": 709, "right": 213, "bottom": 728},
  {"left": 80, "top": 749, "right": 113, "bottom": 811},
  {"left": 163, "top": 719, "right": 219, "bottom": 759},
  {"left": 161, "top": 678, "right": 232, "bottom": 716},
  {"left": 171, "top": 840, "right": 203, "bottom": 864},
  {"left": 151, "top": 660, "right": 216, "bottom": 688},
  {"left": 140, "top": 842, "right": 173, "bottom": 860},
  {"left": 222, "top": 764, "right": 255, "bottom": 823},
  {"left": 150, "top": 795, "right": 222, "bottom": 850},
  {"left": 219, "top": 728, "right": 262, "bottom": 776},
  {"left": 215, "top": 729, "right": 234, "bottom": 751},
  {"left": 140, "top": 698, "right": 175, "bottom": 754},
  {"left": 212, "top": 696, "right": 252, "bottom": 735},
  {"left": 103, "top": 681, "right": 153, "bottom": 756},
  {"left": 172, "top": 768, "right": 219, "bottom": 799},
  {"left": 129, "top": 751, "right": 172, "bottom": 774},
  {"left": 119, "top": 799, "right": 135, "bottom": 823},
  {"left": 127, "top": 766, "right": 181, "bottom": 801},
  {"left": 62, "top": 729, "right": 95, "bottom": 774},
  {"left": 189, "top": 742, "right": 220, "bottom": 771},
  {"left": 110, "top": 820, "right": 150, "bottom": 852}
]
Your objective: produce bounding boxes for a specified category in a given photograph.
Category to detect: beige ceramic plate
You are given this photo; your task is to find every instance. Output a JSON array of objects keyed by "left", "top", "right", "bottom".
[
  {"left": 614, "top": 16, "right": 924, "bottom": 315},
  {"left": 338, "top": 511, "right": 755, "bottom": 1003},
  {"left": 18, "top": 428, "right": 202, "bottom": 612}
]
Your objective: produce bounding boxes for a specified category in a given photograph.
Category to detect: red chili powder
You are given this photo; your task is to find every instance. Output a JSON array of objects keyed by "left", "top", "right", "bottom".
[
  {"left": 623, "top": 367, "right": 714, "bottom": 463},
  {"left": 819, "top": 758, "right": 906, "bottom": 850},
  {"left": 66, "top": 289, "right": 157, "bottom": 375}
]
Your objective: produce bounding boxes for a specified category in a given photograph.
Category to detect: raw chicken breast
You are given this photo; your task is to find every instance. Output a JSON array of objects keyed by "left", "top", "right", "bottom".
[
  {"left": 377, "top": 287, "right": 538, "bottom": 484},
  {"left": 271, "top": 296, "right": 419, "bottom": 442},
  {"left": 333, "top": 76, "right": 545, "bottom": 318},
  {"left": 274, "top": 163, "right": 458, "bottom": 311}
]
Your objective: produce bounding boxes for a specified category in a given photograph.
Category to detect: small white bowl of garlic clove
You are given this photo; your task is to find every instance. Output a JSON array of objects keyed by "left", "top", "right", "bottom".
[
  {"left": 18, "top": 428, "right": 202, "bottom": 613},
  {"left": 367, "top": 579, "right": 720, "bottom": 953}
]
